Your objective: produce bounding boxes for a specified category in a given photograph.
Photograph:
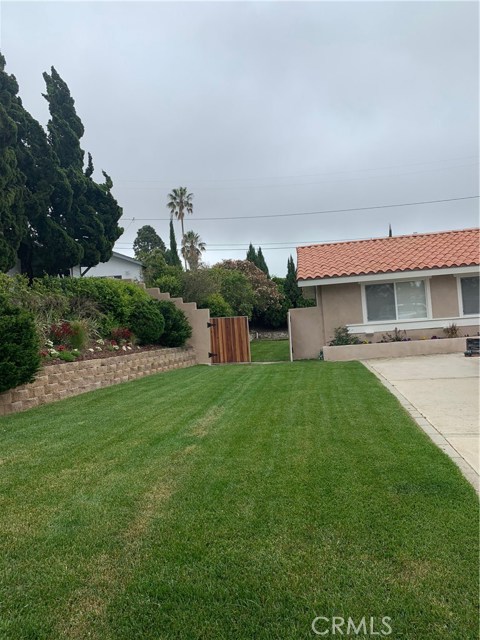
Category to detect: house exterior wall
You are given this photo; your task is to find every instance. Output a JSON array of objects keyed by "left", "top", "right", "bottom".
[
  {"left": 289, "top": 306, "right": 325, "bottom": 360},
  {"left": 290, "top": 272, "right": 479, "bottom": 360},
  {"left": 429, "top": 275, "right": 459, "bottom": 318},
  {"left": 320, "top": 282, "right": 363, "bottom": 344},
  {"left": 73, "top": 255, "right": 143, "bottom": 281}
]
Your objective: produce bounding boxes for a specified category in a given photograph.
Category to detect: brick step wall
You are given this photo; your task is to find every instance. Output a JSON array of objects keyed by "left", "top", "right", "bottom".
[{"left": 0, "top": 347, "right": 196, "bottom": 416}]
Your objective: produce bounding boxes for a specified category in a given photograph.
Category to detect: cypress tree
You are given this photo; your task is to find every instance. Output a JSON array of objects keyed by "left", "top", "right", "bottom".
[
  {"left": 256, "top": 247, "right": 269, "bottom": 277},
  {"left": 0, "top": 54, "right": 26, "bottom": 272},
  {"left": 284, "top": 255, "right": 301, "bottom": 307},
  {"left": 165, "top": 218, "right": 182, "bottom": 268},
  {"left": 42, "top": 67, "right": 122, "bottom": 270},
  {"left": 246, "top": 243, "right": 257, "bottom": 264}
]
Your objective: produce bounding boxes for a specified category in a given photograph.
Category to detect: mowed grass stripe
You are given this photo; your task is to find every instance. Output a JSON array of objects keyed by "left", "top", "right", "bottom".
[{"left": 0, "top": 362, "right": 477, "bottom": 639}]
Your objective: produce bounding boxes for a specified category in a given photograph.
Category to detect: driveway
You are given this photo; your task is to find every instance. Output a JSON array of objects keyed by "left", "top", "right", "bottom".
[{"left": 365, "top": 353, "right": 479, "bottom": 491}]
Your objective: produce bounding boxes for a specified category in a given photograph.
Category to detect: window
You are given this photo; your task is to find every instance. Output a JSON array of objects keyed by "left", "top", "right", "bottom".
[
  {"left": 365, "top": 280, "right": 427, "bottom": 322},
  {"left": 460, "top": 276, "right": 479, "bottom": 315}
]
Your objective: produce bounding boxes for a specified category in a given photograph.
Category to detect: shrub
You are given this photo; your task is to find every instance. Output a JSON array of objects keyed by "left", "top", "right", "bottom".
[
  {"left": 204, "top": 293, "right": 233, "bottom": 318},
  {"left": 444, "top": 323, "right": 460, "bottom": 338},
  {"left": 68, "top": 320, "right": 89, "bottom": 351},
  {"left": 57, "top": 277, "right": 151, "bottom": 327},
  {"left": 380, "top": 327, "right": 408, "bottom": 343},
  {"left": 156, "top": 301, "right": 192, "bottom": 347},
  {"left": 111, "top": 327, "right": 133, "bottom": 343},
  {"left": 153, "top": 274, "right": 183, "bottom": 298},
  {"left": 128, "top": 299, "right": 165, "bottom": 345},
  {"left": 328, "top": 326, "right": 361, "bottom": 346},
  {"left": 0, "top": 295, "right": 41, "bottom": 393}
]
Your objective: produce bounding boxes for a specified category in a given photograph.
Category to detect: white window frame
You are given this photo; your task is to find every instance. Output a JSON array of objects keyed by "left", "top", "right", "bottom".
[
  {"left": 361, "top": 278, "right": 431, "bottom": 325},
  {"left": 456, "top": 273, "right": 480, "bottom": 317}
]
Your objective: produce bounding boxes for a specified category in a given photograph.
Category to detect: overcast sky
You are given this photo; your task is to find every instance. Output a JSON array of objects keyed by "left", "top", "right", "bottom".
[{"left": 1, "top": 1, "right": 478, "bottom": 276}]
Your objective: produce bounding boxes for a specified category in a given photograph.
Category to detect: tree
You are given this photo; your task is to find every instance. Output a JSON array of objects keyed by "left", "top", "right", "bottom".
[
  {"left": 0, "top": 53, "right": 83, "bottom": 276},
  {"left": 246, "top": 243, "right": 257, "bottom": 264},
  {"left": 215, "top": 269, "right": 255, "bottom": 318},
  {"left": 167, "top": 187, "right": 193, "bottom": 267},
  {"left": 142, "top": 249, "right": 182, "bottom": 287},
  {"left": 0, "top": 56, "right": 26, "bottom": 271},
  {"left": 181, "top": 230, "right": 206, "bottom": 271},
  {"left": 284, "top": 255, "right": 301, "bottom": 307},
  {"left": 256, "top": 247, "right": 269, "bottom": 277},
  {"left": 165, "top": 218, "right": 182, "bottom": 268},
  {"left": 133, "top": 225, "right": 166, "bottom": 260},
  {"left": 43, "top": 67, "right": 122, "bottom": 271},
  {"left": 215, "top": 259, "right": 283, "bottom": 326}
]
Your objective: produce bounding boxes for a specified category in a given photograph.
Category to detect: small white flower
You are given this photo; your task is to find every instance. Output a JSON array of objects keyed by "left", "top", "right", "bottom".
[
  {"left": 96, "top": 339, "right": 105, "bottom": 345},
  {"left": 122, "top": 345, "right": 127, "bottom": 351},
  {"left": 48, "top": 348, "right": 59, "bottom": 356},
  {"left": 72, "top": 349, "right": 79, "bottom": 352},
  {"left": 95, "top": 346, "right": 102, "bottom": 351},
  {"left": 45, "top": 339, "right": 54, "bottom": 347},
  {"left": 88, "top": 348, "right": 94, "bottom": 353},
  {"left": 126, "top": 346, "right": 132, "bottom": 350},
  {"left": 113, "top": 345, "right": 119, "bottom": 350}
]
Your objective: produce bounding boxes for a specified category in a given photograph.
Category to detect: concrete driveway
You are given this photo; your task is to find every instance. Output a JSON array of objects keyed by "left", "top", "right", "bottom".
[{"left": 365, "top": 353, "right": 479, "bottom": 491}]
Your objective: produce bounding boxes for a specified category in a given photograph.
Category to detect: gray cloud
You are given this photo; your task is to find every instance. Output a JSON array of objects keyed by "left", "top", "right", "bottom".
[{"left": 1, "top": 1, "right": 478, "bottom": 276}]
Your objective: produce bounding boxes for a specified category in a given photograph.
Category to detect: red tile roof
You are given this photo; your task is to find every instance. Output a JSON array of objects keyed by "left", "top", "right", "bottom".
[{"left": 296, "top": 228, "right": 480, "bottom": 281}]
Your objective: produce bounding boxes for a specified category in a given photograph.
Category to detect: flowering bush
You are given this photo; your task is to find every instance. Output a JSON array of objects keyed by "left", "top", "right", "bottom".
[
  {"left": 50, "top": 322, "right": 74, "bottom": 344},
  {"left": 111, "top": 327, "right": 132, "bottom": 343}
]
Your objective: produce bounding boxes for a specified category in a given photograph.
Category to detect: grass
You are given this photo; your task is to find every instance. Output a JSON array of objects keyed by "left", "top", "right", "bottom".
[
  {"left": 250, "top": 338, "right": 290, "bottom": 361},
  {"left": 0, "top": 362, "right": 478, "bottom": 639}
]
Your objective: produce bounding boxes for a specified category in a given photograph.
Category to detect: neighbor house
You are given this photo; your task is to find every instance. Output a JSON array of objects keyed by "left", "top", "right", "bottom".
[
  {"left": 70, "top": 251, "right": 144, "bottom": 281},
  {"left": 289, "top": 228, "right": 480, "bottom": 360},
  {"left": 8, "top": 251, "right": 144, "bottom": 281}
]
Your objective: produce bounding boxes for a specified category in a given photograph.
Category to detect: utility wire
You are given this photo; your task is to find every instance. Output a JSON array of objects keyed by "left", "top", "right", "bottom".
[
  {"left": 119, "top": 195, "right": 479, "bottom": 223},
  {"left": 115, "top": 155, "right": 479, "bottom": 184}
]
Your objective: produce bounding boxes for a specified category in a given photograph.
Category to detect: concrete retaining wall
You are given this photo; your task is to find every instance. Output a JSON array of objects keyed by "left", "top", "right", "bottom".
[
  {"left": 323, "top": 337, "right": 467, "bottom": 362},
  {"left": 0, "top": 347, "right": 196, "bottom": 416}
]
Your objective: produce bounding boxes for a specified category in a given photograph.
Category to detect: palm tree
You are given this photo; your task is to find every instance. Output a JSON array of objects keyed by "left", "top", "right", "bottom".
[
  {"left": 167, "top": 187, "right": 193, "bottom": 267},
  {"left": 181, "top": 231, "right": 206, "bottom": 271}
]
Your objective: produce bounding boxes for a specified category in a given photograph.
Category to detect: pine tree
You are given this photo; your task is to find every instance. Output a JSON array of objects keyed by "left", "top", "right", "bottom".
[
  {"left": 284, "top": 255, "right": 301, "bottom": 307},
  {"left": 256, "top": 247, "right": 269, "bottom": 277},
  {"left": 133, "top": 225, "right": 166, "bottom": 260},
  {"left": 165, "top": 218, "right": 182, "bottom": 268},
  {"left": 246, "top": 243, "right": 257, "bottom": 264}
]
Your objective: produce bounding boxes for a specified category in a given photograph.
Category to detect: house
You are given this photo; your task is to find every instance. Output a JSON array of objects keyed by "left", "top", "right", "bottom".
[
  {"left": 289, "top": 228, "right": 480, "bottom": 360},
  {"left": 70, "top": 252, "right": 144, "bottom": 281},
  {"left": 7, "top": 251, "right": 144, "bottom": 281}
]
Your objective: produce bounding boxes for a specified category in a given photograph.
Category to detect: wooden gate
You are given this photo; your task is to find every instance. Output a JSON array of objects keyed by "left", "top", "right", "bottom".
[{"left": 209, "top": 316, "right": 251, "bottom": 364}]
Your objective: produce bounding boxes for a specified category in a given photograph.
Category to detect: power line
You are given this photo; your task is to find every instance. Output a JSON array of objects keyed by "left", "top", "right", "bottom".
[
  {"left": 114, "top": 155, "right": 479, "bottom": 184},
  {"left": 119, "top": 194, "right": 479, "bottom": 223},
  {"left": 115, "top": 162, "right": 479, "bottom": 191}
]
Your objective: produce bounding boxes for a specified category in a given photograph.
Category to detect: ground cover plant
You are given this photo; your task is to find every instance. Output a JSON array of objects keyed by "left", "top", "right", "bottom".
[
  {"left": 250, "top": 338, "right": 290, "bottom": 362},
  {"left": 0, "top": 362, "right": 478, "bottom": 639}
]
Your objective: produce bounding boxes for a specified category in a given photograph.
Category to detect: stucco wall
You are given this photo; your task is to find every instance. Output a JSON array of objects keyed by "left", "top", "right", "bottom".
[
  {"left": 430, "top": 275, "right": 459, "bottom": 318},
  {"left": 146, "top": 288, "right": 212, "bottom": 365},
  {"left": 289, "top": 306, "right": 325, "bottom": 360},
  {"left": 0, "top": 347, "right": 196, "bottom": 416},
  {"left": 320, "top": 282, "right": 363, "bottom": 344},
  {"left": 323, "top": 337, "right": 467, "bottom": 361}
]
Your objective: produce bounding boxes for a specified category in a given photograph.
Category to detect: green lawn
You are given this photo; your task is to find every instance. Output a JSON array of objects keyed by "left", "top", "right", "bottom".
[
  {"left": 0, "top": 362, "right": 478, "bottom": 639},
  {"left": 250, "top": 338, "right": 290, "bottom": 361}
]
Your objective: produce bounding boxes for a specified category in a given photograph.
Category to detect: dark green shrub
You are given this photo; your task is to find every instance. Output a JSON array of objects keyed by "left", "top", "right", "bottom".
[
  {"left": 156, "top": 301, "right": 192, "bottom": 347},
  {"left": 0, "top": 296, "right": 41, "bottom": 393},
  {"left": 328, "top": 326, "right": 361, "bottom": 346},
  {"left": 128, "top": 299, "right": 165, "bottom": 345}
]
